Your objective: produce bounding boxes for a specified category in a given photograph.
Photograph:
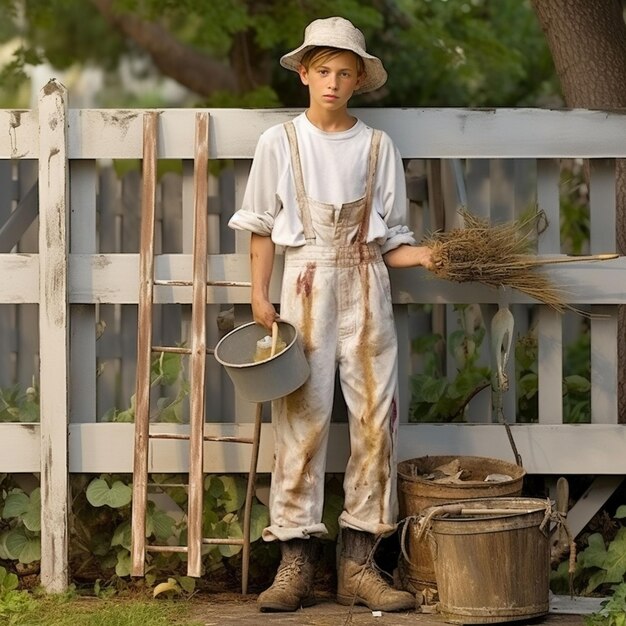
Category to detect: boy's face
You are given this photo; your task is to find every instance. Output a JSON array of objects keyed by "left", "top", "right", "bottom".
[{"left": 298, "top": 51, "right": 363, "bottom": 112}]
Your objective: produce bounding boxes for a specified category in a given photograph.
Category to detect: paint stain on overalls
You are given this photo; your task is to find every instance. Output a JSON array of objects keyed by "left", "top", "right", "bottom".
[{"left": 263, "top": 121, "right": 399, "bottom": 542}]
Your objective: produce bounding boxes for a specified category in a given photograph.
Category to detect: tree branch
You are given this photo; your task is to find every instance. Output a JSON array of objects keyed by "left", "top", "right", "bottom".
[{"left": 90, "top": 0, "right": 239, "bottom": 97}]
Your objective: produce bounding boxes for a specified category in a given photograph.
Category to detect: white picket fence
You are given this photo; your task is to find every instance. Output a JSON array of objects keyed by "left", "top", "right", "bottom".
[{"left": 1, "top": 80, "right": 626, "bottom": 590}]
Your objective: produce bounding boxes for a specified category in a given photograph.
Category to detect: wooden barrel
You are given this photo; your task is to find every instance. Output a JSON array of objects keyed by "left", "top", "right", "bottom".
[
  {"left": 397, "top": 456, "right": 524, "bottom": 594},
  {"left": 426, "top": 497, "right": 550, "bottom": 624}
]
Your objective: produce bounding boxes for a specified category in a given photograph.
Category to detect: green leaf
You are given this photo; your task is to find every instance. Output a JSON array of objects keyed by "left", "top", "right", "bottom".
[
  {"left": 111, "top": 521, "right": 132, "bottom": 550},
  {"left": 249, "top": 503, "right": 270, "bottom": 543},
  {"left": 601, "top": 528, "right": 626, "bottom": 583},
  {"left": 564, "top": 375, "right": 591, "bottom": 394},
  {"left": 218, "top": 518, "right": 243, "bottom": 557},
  {"left": 22, "top": 488, "right": 41, "bottom": 532},
  {"left": 176, "top": 576, "right": 196, "bottom": 594},
  {"left": 0, "top": 566, "right": 18, "bottom": 593},
  {"left": 586, "top": 569, "right": 608, "bottom": 594},
  {"left": 412, "top": 374, "right": 447, "bottom": 404},
  {"left": 218, "top": 476, "right": 246, "bottom": 513},
  {"left": 206, "top": 476, "right": 225, "bottom": 499},
  {"left": 579, "top": 533, "right": 607, "bottom": 569},
  {"left": 2, "top": 491, "right": 29, "bottom": 519},
  {"left": 148, "top": 509, "right": 176, "bottom": 542},
  {"left": 86, "top": 478, "right": 132, "bottom": 508},
  {"left": 115, "top": 549, "right": 131, "bottom": 577},
  {"left": 5, "top": 528, "right": 41, "bottom": 564}
]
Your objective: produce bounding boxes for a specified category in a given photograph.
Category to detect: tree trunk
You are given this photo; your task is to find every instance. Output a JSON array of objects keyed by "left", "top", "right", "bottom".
[{"left": 532, "top": 0, "right": 626, "bottom": 422}]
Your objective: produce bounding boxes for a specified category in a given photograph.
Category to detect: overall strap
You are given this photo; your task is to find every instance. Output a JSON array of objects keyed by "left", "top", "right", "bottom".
[
  {"left": 356, "top": 129, "right": 383, "bottom": 244},
  {"left": 284, "top": 121, "right": 316, "bottom": 244}
]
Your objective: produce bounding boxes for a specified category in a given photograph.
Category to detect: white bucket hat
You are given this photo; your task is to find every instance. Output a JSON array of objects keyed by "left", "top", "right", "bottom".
[{"left": 280, "top": 16, "right": 387, "bottom": 94}]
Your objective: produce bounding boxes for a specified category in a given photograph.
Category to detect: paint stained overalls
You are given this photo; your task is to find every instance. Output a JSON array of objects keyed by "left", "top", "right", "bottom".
[{"left": 262, "top": 121, "right": 400, "bottom": 542}]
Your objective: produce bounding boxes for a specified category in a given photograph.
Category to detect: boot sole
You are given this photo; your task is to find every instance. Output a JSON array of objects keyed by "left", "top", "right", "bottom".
[
  {"left": 258, "top": 596, "right": 317, "bottom": 612},
  {"left": 336, "top": 593, "right": 415, "bottom": 612}
]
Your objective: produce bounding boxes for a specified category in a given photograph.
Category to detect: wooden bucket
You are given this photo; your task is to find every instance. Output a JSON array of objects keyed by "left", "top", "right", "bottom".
[
  {"left": 425, "top": 497, "right": 551, "bottom": 624},
  {"left": 397, "top": 456, "right": 524, "bottom": 594}
]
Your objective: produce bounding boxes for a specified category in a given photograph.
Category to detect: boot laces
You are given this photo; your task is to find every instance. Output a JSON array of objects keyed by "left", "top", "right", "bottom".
[
  {"left": 271, "top": 556, "right": 306, "bottom": 590},
  {"left": 358, "top": 560, "right": 396, "bottom": 594}
]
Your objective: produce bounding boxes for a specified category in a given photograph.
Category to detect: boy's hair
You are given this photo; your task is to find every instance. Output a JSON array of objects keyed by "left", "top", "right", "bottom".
[{"left": 300, "top": 46, "right": 365, "bottom": 76}]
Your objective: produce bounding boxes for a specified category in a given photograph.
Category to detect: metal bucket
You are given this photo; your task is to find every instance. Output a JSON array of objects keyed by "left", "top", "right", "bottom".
[
  {"left": 423, "top": 497, "right": 550, "bottom": 624},
  {"left": 397, "top": 455, "right": 524, "bottom": 594},
  {"left": 214, "top": 321, "right": 310, "bottom": 403}
]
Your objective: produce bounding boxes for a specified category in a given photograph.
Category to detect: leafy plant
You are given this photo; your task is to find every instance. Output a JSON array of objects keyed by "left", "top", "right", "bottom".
[
  {"left": 585, "top": 582, "right": 626, "bottom": 626},
  {"left": 0, "top": 383, "right": 39, "bottom": 423},
  {"left": 0, "top": 487, "right": 41, "bottom": 564},
  {"left": 551, "top": 506, "right": 626, "bottom": 598},
  {"left": 409, "top": 304, "right": 490, "bottom": 422},
  {"left": 102, "top": 351, "right": 189, "bottom": 423},
  {"left": 0, "top": 565, "right": 35, "bottom": 623}
]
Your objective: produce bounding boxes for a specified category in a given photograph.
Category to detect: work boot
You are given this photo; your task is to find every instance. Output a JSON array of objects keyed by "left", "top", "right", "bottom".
[
  {"left": 257, "top": 539, "right": 318, "bottom": 612},
  {"left": 337, "top": 528, "right": 416, "bottom": 612}
]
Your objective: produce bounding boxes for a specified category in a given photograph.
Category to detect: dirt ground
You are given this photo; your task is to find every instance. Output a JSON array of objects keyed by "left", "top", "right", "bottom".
[{"left": 194, "top": 593, "right": 589, "bottom": 626}]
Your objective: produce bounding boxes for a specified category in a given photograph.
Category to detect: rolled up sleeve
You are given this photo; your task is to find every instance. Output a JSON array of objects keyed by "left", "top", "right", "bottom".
[
  {"left": 228, "top": 129, "right": 283, "bottom": 236},
  {"left": 377, "top": 137, "right": 417, "bottom": 254}
]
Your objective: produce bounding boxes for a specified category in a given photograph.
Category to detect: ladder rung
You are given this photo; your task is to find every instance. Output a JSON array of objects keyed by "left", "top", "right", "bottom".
[
  {"left": 153, "top": 346, "right": 191, "bottom": 354},
  {"left": 152, "top": 346, "right": 215, "bottom": 355},
  {"left": 148, "top": 434, "right": 253, "bottom": 443},
  {"left": 204, "top": 436, "right": 254, "bottom": 444},
  {"left": 153, "top": 279, "right": 251, "bottom": 288},
  {"left": 202, "top": 538, "right": 245, "bottom": 546},
  {"left": 149, "top": 433, "right": 190, "bottom": 440},
  {"left": 146, "top": 545, "right": 188, "bottom": 554}
]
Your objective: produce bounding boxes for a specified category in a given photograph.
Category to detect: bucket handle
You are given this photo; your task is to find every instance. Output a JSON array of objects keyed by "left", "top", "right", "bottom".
[
  {"left": 399, "top": 500, "right": 574, "bottom": 570},
  {"left": 271, "top": 321, "right": 279, "bottom": 357}
]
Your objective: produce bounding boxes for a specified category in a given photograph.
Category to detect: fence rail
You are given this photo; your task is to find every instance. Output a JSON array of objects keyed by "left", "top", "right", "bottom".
[{"left": 1, "top": 81, "right": 625, "bottom": 590}]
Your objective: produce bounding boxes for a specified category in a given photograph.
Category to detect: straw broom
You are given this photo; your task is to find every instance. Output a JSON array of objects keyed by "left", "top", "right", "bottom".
[{"left": 423, "top": 208, "right": 617, "bottom": 313}]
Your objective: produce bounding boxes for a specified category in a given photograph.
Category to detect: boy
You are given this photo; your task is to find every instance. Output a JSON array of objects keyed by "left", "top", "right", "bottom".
[{"left": 229, "top": 16, "right": 435, "bottom": 612}]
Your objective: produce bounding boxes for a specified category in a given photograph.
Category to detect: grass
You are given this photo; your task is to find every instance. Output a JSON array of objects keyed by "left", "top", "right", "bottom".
[{"left": 1, "top": 591, "right": 206, "bottom": 626}]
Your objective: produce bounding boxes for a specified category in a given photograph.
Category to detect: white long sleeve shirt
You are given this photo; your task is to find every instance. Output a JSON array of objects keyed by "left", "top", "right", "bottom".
[{"left": 228, "top": 112, "right": 416, "bottom": 254}]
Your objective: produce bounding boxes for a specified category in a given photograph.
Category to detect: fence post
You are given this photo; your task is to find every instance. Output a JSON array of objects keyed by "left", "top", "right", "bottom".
[{"left": 38, "top": 79, "right": 69, "bottom": 592}]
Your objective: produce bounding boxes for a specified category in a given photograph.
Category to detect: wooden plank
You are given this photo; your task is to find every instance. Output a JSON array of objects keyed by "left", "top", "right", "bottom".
[
  {"left": 536, "top": 159, "right": 563, "bottom": 425},
  {"left": 95, "top": 167, "right": 120, "bottom": 418},
  {"left": 589, "top": 160, "right": 618, "bottom": 424},
  {"left": 5, "top": 421, "right": 626, "bottom": 475},
  {"left": 120, "top": 171, "right": 141, "bottom": 409},
  {"left": 64, "top": 252, "right": 626, "bottom": 305},
  {"left": 130, "top": 111, "right": 158, "bottom": 577},
  {"left": 38, "top": 79, "right": 70, "bottom": 592},
  {"left": 69, "top": 160, "right": 97, "bottom": 423},
  {"left": 68, "top": 108, "right": 626, "bottom": 160},
  {"left": 564, "top": 475, "right": 624, "bottom": 537},
  {"left": 187, "top": 111, "right": 209, "bottom": 577},
  {"left": 0, "top": 255, "right": 38, "bottom": 302},
  {"left": 70, "top": 422, "right": 626, "bottom": 474},
  {"left": 0, "top": 110, "right": 38, "bottom": 158}
]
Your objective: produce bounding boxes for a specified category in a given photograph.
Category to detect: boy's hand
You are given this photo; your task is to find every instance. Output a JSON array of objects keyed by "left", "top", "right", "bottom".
[
  {"left": 383, "top": 244, "right": 440, "bottom": 270},
  {"left": 252, "top": 294, "right": 279, "bottom": 331}
]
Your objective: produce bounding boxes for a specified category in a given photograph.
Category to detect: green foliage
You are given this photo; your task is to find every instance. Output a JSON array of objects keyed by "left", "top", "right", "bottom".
[
  {"left": 409, "top": 305, "right": 490, "bottom": 422},
  {"left": 578, "top": 529, "right": 626, "bottom": 594},
  {"left": 0, "top": 383, "right": 39, "bottom": 423},
  {"left": 102, "top": 351, "right": 189, "bottom": 423},
  {"left": 560, "top": 161, "right": 591, "bottom": 255},
  {"left": 551, "top": 507, "right": 626, "bottom": 603},
  {"left": 0, "top": 0, "right": 555, "bottom": 108},
  {"left": 1, "top": 486, "right": 41, "bottom": 564},
  {"left": 586, "top": 583, "right": 626, "bottom": 626},
  {"left": 0, "top": 564, "right": 35, "bottom": 624},
  {"left": 410, "top": 306, "right": 592, "bottom": 424}
]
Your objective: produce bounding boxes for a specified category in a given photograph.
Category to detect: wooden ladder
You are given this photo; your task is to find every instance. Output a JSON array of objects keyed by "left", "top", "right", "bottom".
[{"left": 130, "top": 111, "right": 261, "bottom": 593}]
